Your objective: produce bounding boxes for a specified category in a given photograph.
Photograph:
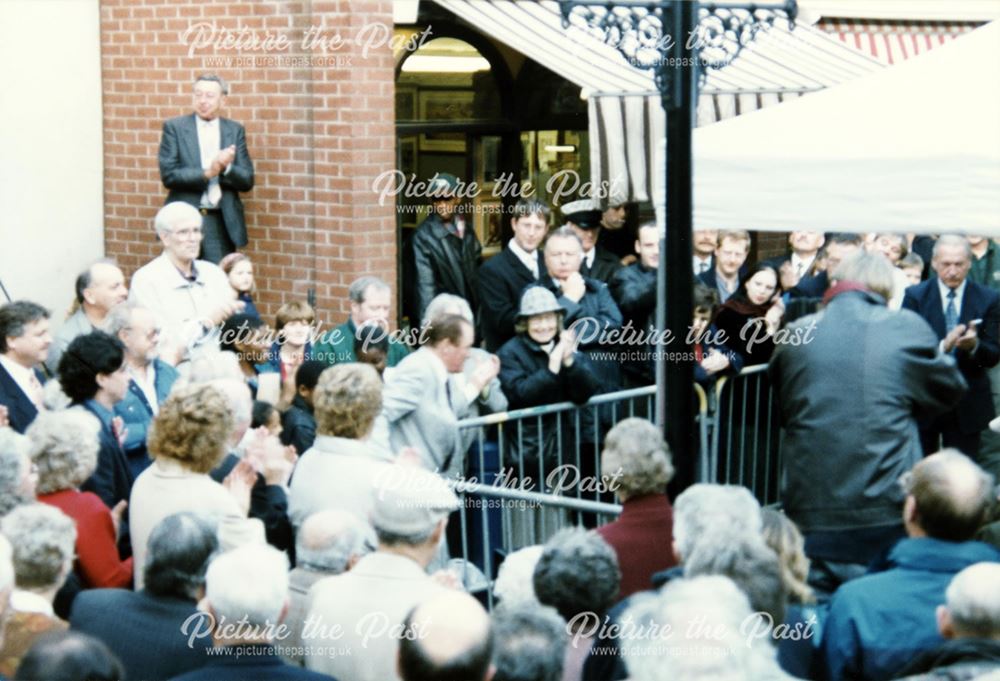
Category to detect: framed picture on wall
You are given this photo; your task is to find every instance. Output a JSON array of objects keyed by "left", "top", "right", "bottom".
[{"left": 419, "top": 90, "right": 473, "bottom": 152}]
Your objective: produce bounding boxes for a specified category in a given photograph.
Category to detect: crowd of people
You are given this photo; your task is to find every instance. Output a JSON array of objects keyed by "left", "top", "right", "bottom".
[{"left": 4, "top": 123, "right": 1000, "bottom": 681}]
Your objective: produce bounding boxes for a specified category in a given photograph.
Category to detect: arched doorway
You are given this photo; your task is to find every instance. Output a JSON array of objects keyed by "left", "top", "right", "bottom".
[{"left": 394, "top": 32, "right": 516, "bottom": 325}]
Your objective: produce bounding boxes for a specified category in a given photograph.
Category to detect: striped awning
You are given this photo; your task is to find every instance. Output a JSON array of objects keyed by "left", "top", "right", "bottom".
[
  {"left": 818, "top": 19, "right": 979, "bottom": 64},
  {"left": 433, "top": 0, "right": 885, "bottom": 203}
]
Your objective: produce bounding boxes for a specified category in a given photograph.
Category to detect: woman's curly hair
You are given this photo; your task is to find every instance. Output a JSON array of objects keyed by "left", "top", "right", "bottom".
[
  {"left": 28, "top": 409, "right": 101, "bottom": 494},
  {"left": 314, "top": 363, "right": 382, "bottom": 439},
  {"left": 148, "top": 384, "right": 234, "bottom": 474}
]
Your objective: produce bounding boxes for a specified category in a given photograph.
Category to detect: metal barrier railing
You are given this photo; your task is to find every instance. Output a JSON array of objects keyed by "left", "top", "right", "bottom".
[
  {"left": 453, "top": 383, "right": 714, "bottom": 591},
  {"left": 450, "top": 482, "right": 623, "bottom": 608},
  {"left": 449, "top": 369, "right": 779, "bottom": 605},
  {"left": 711, "top": 364, "right": 782, "bottom": 505}
]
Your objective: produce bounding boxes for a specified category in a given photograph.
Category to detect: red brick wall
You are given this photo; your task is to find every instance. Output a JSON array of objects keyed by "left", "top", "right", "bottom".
[{"left": 100, "top": 0, "right": 396, "bottom": 329}]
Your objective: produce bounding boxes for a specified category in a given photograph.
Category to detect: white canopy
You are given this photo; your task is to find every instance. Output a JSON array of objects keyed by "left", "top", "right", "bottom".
[{"left": 693, "top": 21, "right": 1000, "bottom": 235}]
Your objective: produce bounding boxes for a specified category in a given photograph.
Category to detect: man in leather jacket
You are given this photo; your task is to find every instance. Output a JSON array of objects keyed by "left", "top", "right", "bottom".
[{"left": 407, "top": 173, "right": 481, "bottom": 329}]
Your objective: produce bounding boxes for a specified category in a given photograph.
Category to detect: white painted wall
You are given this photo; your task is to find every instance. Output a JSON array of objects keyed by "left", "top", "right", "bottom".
[{"left": 0, "top": 0, "right": 104, "bottom": 323}]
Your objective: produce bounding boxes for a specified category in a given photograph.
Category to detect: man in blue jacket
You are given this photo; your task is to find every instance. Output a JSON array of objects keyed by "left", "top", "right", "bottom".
[
  {"left": 106, "top": 302, "right": 179, "bottom": 479},
  {"left": 821, "top": 450, "right": 1000, "bottom": 681}
]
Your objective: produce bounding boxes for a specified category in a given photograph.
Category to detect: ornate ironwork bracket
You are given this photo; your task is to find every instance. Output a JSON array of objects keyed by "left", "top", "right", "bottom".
[{"left": 559, "top": 0, "right": 797, "bottom": 96}]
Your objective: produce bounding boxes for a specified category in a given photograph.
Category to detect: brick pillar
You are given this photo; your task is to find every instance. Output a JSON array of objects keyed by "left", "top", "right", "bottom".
[{"left": 100, "top": 0, "right": 396, "bottom": 328}]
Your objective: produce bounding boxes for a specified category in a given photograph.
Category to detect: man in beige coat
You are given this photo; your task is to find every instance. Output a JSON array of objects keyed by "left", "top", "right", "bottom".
[{"left": 302, "top": 464, "right": 459, "bottom": 681}]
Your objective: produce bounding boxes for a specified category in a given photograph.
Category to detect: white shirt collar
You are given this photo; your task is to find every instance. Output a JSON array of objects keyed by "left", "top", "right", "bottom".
[
  {"left": 790, "top": 253, "right": 815, "bottom": 273},
  {"left": 583, "top": 248, "right": 595, "bottom": 269},
  {"left": 508, "top": 239, "right": 539, "bottom": 276},
  {"left": 11, "top": 589, "right": 54, "bottom": 616}
]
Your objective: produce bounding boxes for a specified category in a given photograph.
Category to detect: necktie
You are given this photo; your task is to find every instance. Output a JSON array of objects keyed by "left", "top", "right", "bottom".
[
  {"left": 26, "top": 371, "right": 44, "bottom": 409},
  {"left": 945, "top": 289, "right": 958, "bottom": 333},
  {"left": 795, "top": 261, "right": 805, "bottom": 278},
  {"left": 698, "top": 260, "right": 709, "bottom": 274}
]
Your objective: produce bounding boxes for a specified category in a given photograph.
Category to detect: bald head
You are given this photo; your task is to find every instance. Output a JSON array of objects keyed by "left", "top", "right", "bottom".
[
  {"left": 295, "top": 510, "right": 373, "bottom": 574},
  {"left": 77, "top": 261, "right": 128, "bottom": 317},
  {"left": 398, "top": 591, "right": 493, "bottom": 681},
  {"left": 905, "top": 449, "right": 995, "bottom": 541}
]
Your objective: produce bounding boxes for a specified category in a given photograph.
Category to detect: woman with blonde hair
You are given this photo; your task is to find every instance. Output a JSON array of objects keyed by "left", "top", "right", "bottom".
[
  {"left": 761, "top": 508, "right": 822, "bottom": 679},
  {"left": 31, "top": 410, "right": 133, "bottom": 589},
  {"left": 128, "top": 383, "right": 254, "bottom": 589}
]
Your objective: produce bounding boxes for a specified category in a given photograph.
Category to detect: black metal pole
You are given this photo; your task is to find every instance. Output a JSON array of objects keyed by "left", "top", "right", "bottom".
[{"left": 661, "top": 0, "right": 697, "bottom": 498}]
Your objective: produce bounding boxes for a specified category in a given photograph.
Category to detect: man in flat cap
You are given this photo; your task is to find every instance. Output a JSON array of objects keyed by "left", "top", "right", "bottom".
[
  {"left": 405, "top": 172, "right": 482, "bottom": 329},
  {"left": 304, "top": 463, "right": 460, "bottom": 681},
  {"left": 563, "top": 198, "right": 622, "bottom": 285}
]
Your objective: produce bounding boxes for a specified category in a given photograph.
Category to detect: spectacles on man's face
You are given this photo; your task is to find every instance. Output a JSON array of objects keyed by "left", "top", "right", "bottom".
[{"left": 170, "top": 227, "right": 203, "bottom": 240}]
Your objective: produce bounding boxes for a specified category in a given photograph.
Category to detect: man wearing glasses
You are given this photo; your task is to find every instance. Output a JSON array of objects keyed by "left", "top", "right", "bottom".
[
  {"left": 129, "top": 202, "right": 244, "bottom": 360},
  {"left": 104, "top": 302, "right": 180, "bottom": 478}
]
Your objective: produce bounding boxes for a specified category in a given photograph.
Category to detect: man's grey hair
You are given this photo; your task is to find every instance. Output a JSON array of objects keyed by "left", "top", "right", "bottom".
[
  {"left": 832, "top": 251, "right": 896, "bottom": 303},
  {"left": 673, "top": 484, "right": 762, "bottom": 562},
  {"left": 1, "top": 503, "right": 76, "bottom": 591},
  {"left": 28, "top": 409, "right": 101, "bottom": 495},
  {"left": 491, "top": 602, "right": 567, "bottom": 681},
  {"left": 154, "top": 201, "right": 202, "bottom": 236},
  {"left": 425, "top": 293, "right": 474, "bottom": 325},
  {"left": 944, "top": 562, "right": 1000, "bottom": 638},
  {"left": 494, "top": 545, "right": 544, "bottom": 607},
  {"left": 195, "top": 73, "right": 229, "bottom": 95},
  {"left": 145, "top": 512, "right": 219, "bottom": 600},
  {"left": 533, "top": 528, "right": 621, "bottom": 623},
  {"left": 933, "top": 234, "right": 974, "bottom": 260},
  {"left": 544, "top": 226, "right": 584, "bottom": 253},
  {"left": 206, "top": 543, "right": 289, "bottom": 629},
  {"left": 622, "top": 576, "right": 784, "bottom": 681},
  {"left": 349, "top": 276, "right": 390, "bottom": 305},
  {"left": 0, "top": 428, "right": 33, "bottom": 516},
  {"left": 295, "top": 510, "right": 374, "bottom": 574},
  {"left": 683, "top": 528, "right": 788, "bottom": 626},
  {"left": 102, "top": 301, "right": 143, "bottom": 337}
]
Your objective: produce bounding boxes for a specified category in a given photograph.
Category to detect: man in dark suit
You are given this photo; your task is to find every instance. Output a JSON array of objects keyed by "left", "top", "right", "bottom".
[
  {"left": 542, "top": 226, "right": 624, "bottom": 391},
  {"left": 783, "top": 233, "right": 863, "bottom": 323},
  {"left": 692, "top": 229, "right": 717, "bottom": 277},
  {"left": 903, "top": 234, "right": 1000, "bottom": 457},
  {"left": 69, "top": 512, "right": 216, "bottom": 681},
  {"left": 170, "top": 542, "right": 333, "bottom": 681},
  {"left": 563, "top": 198, "right": 621, "bottom": 284},
  {"left": 158, "top": 74, "right": 254, "bottom": 263},
  {"left": 762, "top": 231, "right": 825, "bottom": 294},
  {"left": 0, "top": 301, "right": 51, "bottom": 434},
  {"left": 478, "top": 198, "right": 550, "bottom": 352}
]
